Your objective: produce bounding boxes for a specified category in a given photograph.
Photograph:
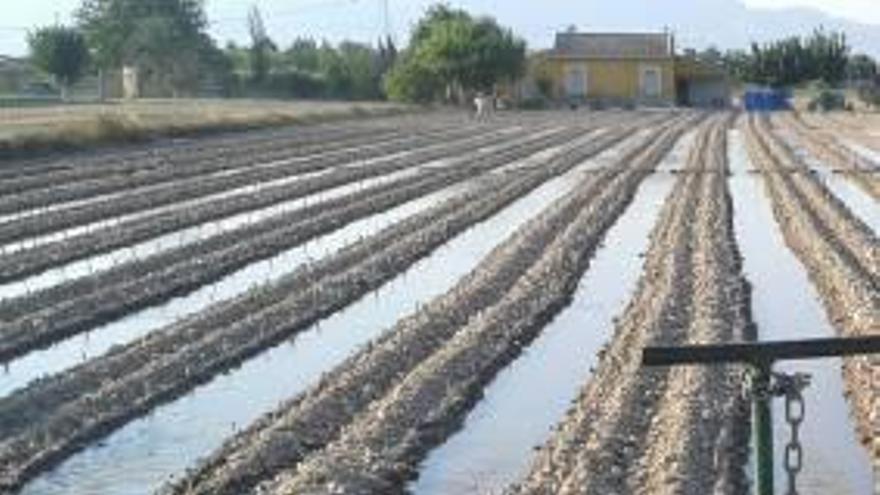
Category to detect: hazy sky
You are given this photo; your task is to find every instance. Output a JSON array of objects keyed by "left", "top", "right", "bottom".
[
  {"left": 2, "top": 0, "right": 879, "bottom": 56},
  {"left": 743, "top": 0, "right": 880, "bottom": 22}
]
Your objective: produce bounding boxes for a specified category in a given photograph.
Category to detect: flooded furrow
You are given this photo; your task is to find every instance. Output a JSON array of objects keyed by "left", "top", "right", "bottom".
[
  {"left": 655, "top": 128, "right": 697, "bottom": 172},
  {"left": 0, "top": 129, "right": 475, "bottom": 255},
  {"left": 0, "top": 181, "right": 470, "bottom": 398},
  {"left": 411, "top": 173, "right": 675, "bottom": 495},
  {"left": 0, "top": 168, "right": 334, "bottom": 255},
  {"left": 0, "top": 124, "right": 509, "bottom": 253},
  {"left": 0, "top": 165, "right": 334, "bottom": 229},
  {"left": 161, "top": 125, "right": 665, "bottom": 495},
  {"left": 775, "top": 129, "right": 879, "bottom": 233},
  {"left": 775, "top": 113, "right": 880, "bottom": 201},
  {"left": 18, "top": 156, "right": 580, "bottom": 495},
  {"left": 510, "top": 115, "right": 752, "bottom": 495},
  {"left": 840, "top": 139, "right": 880, "bottom": 169},
  {"left": 0, "top": 127, "right": 535, "bottom": 285},
  {"left": 0, "top": 123, "right": 396, "bottom": 196},
  {"left": 728, "top": 129, "right": 874, "bottom": 494},
  {"left": 272, "top": 118, "right": 698, "bottom": 494},
  {"left": 2, "top": 127, "right": 618, "bottom": 493},
  {"left": 0, "top": 127, "right": 588, "bottom": 363},
  {"left": 0, "top": 123, "right": 462, "bottom": 219},
  {"left": 0, "top": 128, "right": 417, "bottom": 226},
  {"left": 815, "top": 170, "right": 880, "bottom": 233},
  {"left": 0, "top": 167, "right": 423, "bottom": 300}
]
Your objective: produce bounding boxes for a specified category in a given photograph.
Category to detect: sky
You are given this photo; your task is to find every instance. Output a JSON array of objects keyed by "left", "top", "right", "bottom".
[
  {"left": 743, "top": 0, "right": 880, "bottom": 22},
  {"left": 2, "top": 0, "right": 879, "bottom": 57}
]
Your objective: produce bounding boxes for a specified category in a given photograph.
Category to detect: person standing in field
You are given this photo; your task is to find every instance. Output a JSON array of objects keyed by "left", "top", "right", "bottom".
[{"left": 474, "top": 92, "right": 493, "bottom": 120}]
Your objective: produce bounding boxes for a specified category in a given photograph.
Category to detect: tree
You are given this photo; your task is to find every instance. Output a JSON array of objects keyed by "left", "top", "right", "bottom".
[
  {"left": 528, "top": 53, "right": 554, "bottom": 99},
  {"left": 28, "top": 26, "right": 90, "bottom": 100},
  {"left": 847, "top": 54, "right": 877, "bottom": 82},
  {"left": 286, "top": 38, "right": 320, "bottom": 72},
  {"left": 248, "top": 5, "right": 276, "bottom": 84},
  {"left": 317, "top": 42, "right": 351, "bottom": 98},
  {"left": 386, "top": 6, "right": 526, "bottom": 103},
  {"left": 723, "top": 29, "right": 850, "bottom": 87},
  {"left": 377, "top": 35, "right": 397, "bottom": 77},
  {"left": 77, "top": 0, "right": 214, "bottom": 95},
  {"left": 339, "top": 41, "right": 383, "bottom": 99},
  {"left": 385, "top": 55, "right": 443, "bottom": 102}
]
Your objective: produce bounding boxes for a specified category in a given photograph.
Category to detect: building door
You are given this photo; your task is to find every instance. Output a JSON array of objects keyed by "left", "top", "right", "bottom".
[
  {"left": 641, "top": 67, "right": 661, "bottom": 98},
  {"left": 565, "top": 65, "right": 586, "bottom": 99}
]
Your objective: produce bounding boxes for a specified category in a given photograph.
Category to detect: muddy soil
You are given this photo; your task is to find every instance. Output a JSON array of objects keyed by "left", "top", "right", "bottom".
[
  {"left": 159, "top": 118, "right": 687, "bottom": 495},
  {"left": 744, "top": 114, "right": 879, "bottom": 472},
  {"left": 0, "top": 124, "right": 527, "bottom": 282},
  {"left": 0, "top": 126, "right": 593, "bottom": 362},
  {"left": 0, "top": 124, "right": 505, "bottom": 244},
  {"left": 0, "top": 119, "right": 634, "bottom": 492},
  {"left": 774, "top": 112, "right": 880, "bottom": 200},
  {"left": 511, "top": 114, "right": 753, "bottom": 495},
  {"left": 242, "top": 116, "right": 700, "bottom": 494}
]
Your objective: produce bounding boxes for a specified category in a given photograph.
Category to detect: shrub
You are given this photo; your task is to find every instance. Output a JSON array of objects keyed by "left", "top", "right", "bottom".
[
  {"left": 807, "top": 89, "right": 846, "bottom": 111},
  {"left": 857, "top": 82, "right": 880, "bottom": 108},
  {"left": 518, "top": 97, "right": 547, "bottom": 110}
]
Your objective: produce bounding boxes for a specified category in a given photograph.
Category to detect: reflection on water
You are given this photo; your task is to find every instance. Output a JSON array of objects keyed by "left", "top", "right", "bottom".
[
  {"left": 815, "top": 171, "right": 879, "bottom": 234},
  {"left": 841, "top": 139, "right": 880, "bottom": 168},
  {"left": 0, "top": 168, "right": 419, "bottom": 301},
  {"left": 777, "top": 130, "right": 878, "bottom": 233},
  {"left": 728, "top": 129, "right": 873, "bottom": 495},
  {"left": 411, "top": 175, "right": 676, "bottom": 495},
  {"left": 18, "top": 153, "right": 583, "bottom": 495},
  {"left": 0, "top": 182, "right": 464, "bottom": 398}
]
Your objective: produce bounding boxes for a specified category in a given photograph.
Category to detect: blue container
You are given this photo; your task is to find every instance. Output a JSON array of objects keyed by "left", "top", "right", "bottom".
[{"left": 744, "top": 88, "right": 791, "bottom": 111}]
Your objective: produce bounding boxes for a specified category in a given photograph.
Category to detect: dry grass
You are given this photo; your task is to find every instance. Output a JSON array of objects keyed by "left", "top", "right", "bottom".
[{"left": 0, "top": 99, "right": 412, "bottom": 155}]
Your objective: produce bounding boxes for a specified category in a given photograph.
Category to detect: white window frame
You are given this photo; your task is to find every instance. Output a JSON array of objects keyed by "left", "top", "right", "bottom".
[
  {"left": 639, "top": 65, "right": 662, "bottom": 98},
  {"left": 564, "top": 64, "right": 588, "bottom": 98}
]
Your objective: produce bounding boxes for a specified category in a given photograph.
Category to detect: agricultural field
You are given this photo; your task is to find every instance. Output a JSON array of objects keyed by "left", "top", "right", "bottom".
[
  {"left": 0, "top": 108, "right": 876, "bottom": 495},
  {"left": 0, "top": 99, "right": 406, "bottom": 150}
]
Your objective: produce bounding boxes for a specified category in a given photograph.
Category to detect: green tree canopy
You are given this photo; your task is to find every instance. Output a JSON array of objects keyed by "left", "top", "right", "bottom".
[
  {"left": 248, "top": 5, "right": 276, "bottom": 84},
  {"left": 28, "top": 25, "right": 90, "bottom": 100},
  {"left": 77, "top": 0, "right": 207, "bottom": 67},
  {"left": 386, "top": 5, "right": 526, "bottom": 103},
  {"left": 77, "top": 0, "right": 218, "bottom": 95},
  {"left": 286, "top": 38, "right": 321, "bottom": 72},
  {"left": 721, "top": 29, "right": 850, "bottom": 87},
  {"left": 847, "top": 54, "right": 877, "bottom": 81}
]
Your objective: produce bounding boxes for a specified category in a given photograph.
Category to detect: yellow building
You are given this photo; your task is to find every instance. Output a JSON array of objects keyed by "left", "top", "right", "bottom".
[{"left": 544, "top": 32, "right": 677, "bottom": 105}]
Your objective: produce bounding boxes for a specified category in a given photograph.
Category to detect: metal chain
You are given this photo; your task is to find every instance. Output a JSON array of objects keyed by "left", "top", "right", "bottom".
[
  {"left": 772, "top": 372, "right": 811, "bottom": 495},
  {"left": 740, "top": 367, "right": 772, "bottom": 402}
]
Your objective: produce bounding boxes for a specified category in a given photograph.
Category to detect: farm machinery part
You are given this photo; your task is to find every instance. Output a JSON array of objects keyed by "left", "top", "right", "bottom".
[{"left": 643, "top": 335, "right": 880, "bottom": 495}]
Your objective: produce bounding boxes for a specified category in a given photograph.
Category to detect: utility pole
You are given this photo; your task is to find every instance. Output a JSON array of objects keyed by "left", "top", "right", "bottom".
[{"left": 381, "top": 0, "right": 392, "bottom": 41}]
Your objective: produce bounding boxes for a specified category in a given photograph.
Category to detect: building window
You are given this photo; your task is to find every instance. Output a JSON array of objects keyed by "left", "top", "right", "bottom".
[
  {"left": 640, "top": 66, "right": 662, "bottom": 98},
  {"left": 565, "top": 65, "right": 587, "bottom": 98}
]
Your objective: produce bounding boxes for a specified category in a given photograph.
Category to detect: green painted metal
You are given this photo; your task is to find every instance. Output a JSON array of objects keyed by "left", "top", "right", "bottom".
[
  {"left": 641, "top": 335, "right": 880, "bottom": 495},
  {"left": 752, "top": 361, "right": 775, "bottom": 495},
  {"left": 642, "top": 335, "right": 880, "bottom": 366}
]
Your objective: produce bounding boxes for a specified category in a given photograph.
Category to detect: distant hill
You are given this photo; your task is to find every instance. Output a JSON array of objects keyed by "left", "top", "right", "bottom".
[{"left": 493, "top": 0, "right": 880, "bottom": 57}]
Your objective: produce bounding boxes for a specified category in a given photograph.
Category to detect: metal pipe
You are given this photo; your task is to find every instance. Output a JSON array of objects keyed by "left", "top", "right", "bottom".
[
  {"left": 753, "top": 361, "right": 775, "bottom": 495},
  {"left": 642, "top": 335, "right": 880, "bottom": 366}
]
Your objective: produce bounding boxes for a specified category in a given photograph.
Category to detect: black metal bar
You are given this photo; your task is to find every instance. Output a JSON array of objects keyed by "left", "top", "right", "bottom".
[{"left": 642, "top": 335, "right": 880, "bottom": 366}]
